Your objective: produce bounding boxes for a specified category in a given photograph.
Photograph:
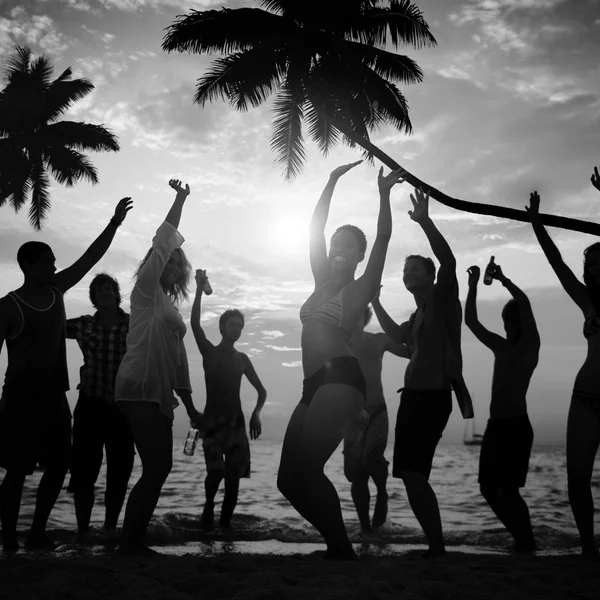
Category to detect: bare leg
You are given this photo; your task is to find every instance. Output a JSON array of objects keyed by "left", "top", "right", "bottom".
[
  {"left": 119, "top": 402, "right": 172, "bottom": 553},
  {"left": 201, "top": 470, "right": 223, "bottom": 531},
  {"left": 371, "top": 464, "right": 389, "bottom": 529},
  {"left": 0, "top": 471, "right": 26, "bottom": 552},
  {"left": 566, "top": 397, "right": 600, "bottom": 556},
  {"left": 481, "top": 485, "right": 535, "bottom": 551},
  {"left": 350, "top": 475, "right": 372, "bottom": 531},
  {"left": 401, "top": 469, "right": 445, "bottom": 557},
  {"left": 220, "top": 477, "right": 240, "bottom": 528},
  {"left": 28, "top": 465, "right": 69, "bottom": 548},
  {"left": 103, "top": 418, "right": 134, "bottom": 531},
  {"left": 74, "top": 491, "right": 95, "bottom": 535}
]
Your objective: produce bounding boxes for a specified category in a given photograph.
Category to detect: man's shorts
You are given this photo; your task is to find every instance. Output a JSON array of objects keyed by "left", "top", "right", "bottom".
[
  {"left": 202, "top": 413, "right": 250, "bottom": 479},
  {"left": 393, "top": 388, "right": 452, "bottom": 480},
  {"left": 0, "top": 392, "right": 72, "bottom": 475},
  {"left": 478, "top": 414, "right": 534, "bottom": 489},
  {"left": 299, "top": 356, "right": 366, "bottom": 408},
  {"left": 343, "top": 403, "right": 389, "bottom": 482}
]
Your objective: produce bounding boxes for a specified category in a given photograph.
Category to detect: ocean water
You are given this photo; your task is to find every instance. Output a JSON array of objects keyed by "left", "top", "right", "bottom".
[{"left": 3, "top": 440, "right": 599, "bottom": 554}]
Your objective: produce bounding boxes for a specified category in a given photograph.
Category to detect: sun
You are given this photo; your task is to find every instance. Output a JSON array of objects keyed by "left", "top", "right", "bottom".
[{"left": 268, "top": 214, "right": 310, "bottom": 255}]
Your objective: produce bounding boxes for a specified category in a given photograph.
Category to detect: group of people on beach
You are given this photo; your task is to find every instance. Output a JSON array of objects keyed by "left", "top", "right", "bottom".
[{"left": 0, "top": 164, "right": 599, "bottom": 560}]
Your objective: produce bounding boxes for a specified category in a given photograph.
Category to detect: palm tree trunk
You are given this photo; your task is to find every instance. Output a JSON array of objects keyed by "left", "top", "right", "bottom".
[{"left": 324, "top": 112, "right": 600, "bottom": 236}]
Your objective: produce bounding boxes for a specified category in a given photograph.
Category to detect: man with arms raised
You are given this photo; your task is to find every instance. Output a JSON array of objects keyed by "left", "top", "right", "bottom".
[
  {"left": 465, "top": 262, "right": 539, "bottom": 552},
  {"left": 372, "top": 188, "right": 472, "bottom": 558},
  {"left": 191, "top": 270, "right": 266, "bottom": 530},
  {"left": 343, "top": 304, "right": 409, "bottom": 533},
  {"left": 0, "top": 197, "right": 133, "bottom": 552}
]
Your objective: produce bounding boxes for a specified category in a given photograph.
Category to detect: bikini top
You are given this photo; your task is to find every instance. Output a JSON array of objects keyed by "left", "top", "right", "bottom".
[
  {"left": 299, "top": 283, "right": 352, "bottom": 338},
  {"left": 583, "top": 314, "right": 600, "bottom": 339}
]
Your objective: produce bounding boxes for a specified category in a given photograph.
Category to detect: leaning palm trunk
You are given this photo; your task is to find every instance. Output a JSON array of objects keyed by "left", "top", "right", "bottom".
[{"left": 325, "top": 110, "right": 600, "bottom": 236}]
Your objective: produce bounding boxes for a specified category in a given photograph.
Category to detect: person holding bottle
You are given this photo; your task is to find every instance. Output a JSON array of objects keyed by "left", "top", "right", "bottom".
[
  {"left": 465, "top": 262, "right": 539, "bottom": 552},
  {"left": 114, "top": 179, "right": 202, "bottom": 554},
  {"left": 191, "top": 270, "right": 266, "bottom": 531}
]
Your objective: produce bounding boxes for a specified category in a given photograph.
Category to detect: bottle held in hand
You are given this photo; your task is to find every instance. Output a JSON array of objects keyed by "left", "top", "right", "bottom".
[
  {"left": 483, "top": 256, "right": 496, "bottom": 286},
  {"left": 183, "top": 427, "right": 199, "bottom": 456},
  {"left": 196, "top": 269, "right": 213, "bottom": 296}
]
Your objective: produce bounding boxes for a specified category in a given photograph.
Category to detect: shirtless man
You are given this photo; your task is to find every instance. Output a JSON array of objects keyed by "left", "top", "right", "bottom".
[
  {"left": 465, "top": 263, "right": 539, "bottom": 552},
  {"left": 343, "top": 305, "right": 409, "bottom": 532},
  {"left": 372, "top": 187, "right": 472, "bottom": 558},
  {"left": 0, "top": 197, "right": 133, "bottom": 552},
  {"left": 191, "top": 270, "right": 267, "bottom": 530}
]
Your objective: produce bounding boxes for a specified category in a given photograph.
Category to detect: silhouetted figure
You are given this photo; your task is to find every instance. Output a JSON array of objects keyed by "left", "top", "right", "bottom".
[
  {"left": 66, "top": 273, "right": 134, "bottom": 539},
  {"left": 527, "top": 169, "right": 600, "bottom": 557},
  {"left": 191, "top": 273, "right": 266, "bottom": 531},
  {"left": 343, "top": 305, "right": 409, "bottom": 532},
  {"left": 114, "top": 179, "right": 202, "bottom": 555},
  {"left": 0, "top": 197, "right": 132, "bottom": 553},
  {"left": 465, "top": 263, "right": 539, "bottom": 552},
  {"left": 373, "top": 187, "right": 472, "bottom": 558},
  {"left": 277, "top": 162, "right": 406, "bottom": 560}
]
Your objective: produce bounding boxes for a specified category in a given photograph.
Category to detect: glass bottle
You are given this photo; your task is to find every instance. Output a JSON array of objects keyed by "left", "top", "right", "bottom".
[{"left": 483, "top": 256, "right": 496, "bottom": 286}]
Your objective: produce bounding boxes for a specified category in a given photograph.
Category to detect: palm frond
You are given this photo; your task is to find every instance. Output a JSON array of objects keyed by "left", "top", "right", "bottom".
[
  {"left": 43, "top": 121, "right": 120, "bottom": 152},
  {"left": 45, "top": 146, "right": 98, "bottom": 186},
  {"left": 29, "top": 54, "right": 55, "bottom": 92},
  {"left": 340, "top": 41, "right": 424, "bottom": 85},
  {"left": 28, "top": 163, "right": 51, "bottom": 230},
  {"left": 270, "top": 79, "right": 306, "bottom": 179},
  {"left": 4, "top": 46, "right": 31, "bottom": 82},
  {"left": 0, "top": 143, "right": 31, "bottom": 210},
  {"left": 343, "top": 0, "right": 437, "bottom": 49},
  {"left": 194, "top": 44, "right": 287, "bottom": 110},
  {"left": 45, "top": 78, "right": 95, "bottom": 122},
  {"left": 162, "top": 8, "right": 287, "bottom": 55},
  {"left": 304, "top": 102, "right": 340, "bottom": 156}
]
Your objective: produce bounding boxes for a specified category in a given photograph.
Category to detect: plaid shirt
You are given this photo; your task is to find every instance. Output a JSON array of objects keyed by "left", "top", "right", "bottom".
[{"left": 66, "top": 309, "right": 129, "bottom": 403}]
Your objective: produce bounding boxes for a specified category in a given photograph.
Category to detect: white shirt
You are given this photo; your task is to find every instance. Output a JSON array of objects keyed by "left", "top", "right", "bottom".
[{"left": 115, "top": 221, "right": 192, "bottom": 420}]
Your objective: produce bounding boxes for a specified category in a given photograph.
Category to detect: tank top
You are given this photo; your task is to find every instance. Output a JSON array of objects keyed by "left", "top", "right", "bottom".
[{"left": 2, "top": 285, "right": 70, "bottom": 400}]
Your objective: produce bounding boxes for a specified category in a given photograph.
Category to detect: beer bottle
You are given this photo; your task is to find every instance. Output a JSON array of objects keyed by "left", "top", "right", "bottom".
[
  {"left": 483, "top": 256, "right": 496, "bottom": 285},
  {"left": 183, "top": 428, "right": 199, "bottom": 456}
]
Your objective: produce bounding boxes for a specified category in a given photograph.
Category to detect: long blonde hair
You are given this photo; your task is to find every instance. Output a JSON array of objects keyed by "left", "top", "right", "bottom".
[{"left": 133, "top": 246, "right": 192, "bottom": 306}]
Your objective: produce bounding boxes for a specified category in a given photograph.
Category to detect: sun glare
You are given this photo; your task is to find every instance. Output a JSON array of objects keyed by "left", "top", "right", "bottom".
[{"left": 268, "top": 214, "right": 310, "bottom": 255}]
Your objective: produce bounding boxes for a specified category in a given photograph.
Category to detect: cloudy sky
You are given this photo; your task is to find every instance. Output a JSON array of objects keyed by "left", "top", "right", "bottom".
[{"left": 1, "top": 0, "right": 599, "bottom": 445}]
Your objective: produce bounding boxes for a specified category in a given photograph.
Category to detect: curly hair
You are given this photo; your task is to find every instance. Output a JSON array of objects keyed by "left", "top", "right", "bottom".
[
  {"left": 133, "top": 246, "right": 192, "bottom": 306},
  {"left": 89, "top": 273, "right": 122, "bottom": 308},
  {"left": 332, "top": 224, "right": 367, "bottom": 257}
]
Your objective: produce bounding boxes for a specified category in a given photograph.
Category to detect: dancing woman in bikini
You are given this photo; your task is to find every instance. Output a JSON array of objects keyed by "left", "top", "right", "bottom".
[
  {"left": 527, "top": 166, "right": 600, "bottom": 557},
  {"left": 277, "top": 161, "right": 406, "bottom": 560}
]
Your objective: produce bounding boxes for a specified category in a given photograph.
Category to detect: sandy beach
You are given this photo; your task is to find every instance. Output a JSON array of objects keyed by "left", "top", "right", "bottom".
[{"left": 2, "top": 544, "right": 599, "bottom": 600}]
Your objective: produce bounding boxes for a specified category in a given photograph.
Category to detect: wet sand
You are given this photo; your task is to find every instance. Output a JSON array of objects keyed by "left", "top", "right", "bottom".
[{"left": 2, "top": 543, "right": 599, "bottom": 600}]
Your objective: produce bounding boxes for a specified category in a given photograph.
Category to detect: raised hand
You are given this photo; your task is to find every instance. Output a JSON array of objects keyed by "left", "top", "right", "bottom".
[
  {"left": 466, "top": 265, "right": 480, "bottom": 287},
  {"left": 408, "top": 186, "right": 430, "bottom": 222},
  {"left": 249, "top": 411, "right": 262, "bottom": 440},
  {"left": 111, "top": 197, "right": 133, "bottom": 226},
  {"left": 526, "top": 191, "right": 540, "bottom": 218},
  {"left": 378, "top": 167, "right": 407, "bottom": 194},
  {"left": 168, "top": 178, "right": 190, "bottom": 198},
  {"left": 591, "top": 166, "right": 600, "bottom": 192},
  {"left": 329, "top": 161, "right": 362, "bottom": 180},
  {"left": 492, "top": 264, "right": 506, "bottom": 282}
]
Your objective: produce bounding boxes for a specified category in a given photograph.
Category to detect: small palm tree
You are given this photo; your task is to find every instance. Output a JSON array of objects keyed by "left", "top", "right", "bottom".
[
  {"left": 163, "top": 0, "right": 597, "bottom": 235},
  {"left": 0, "top": 46, "right": 120, "bottom": 229}
]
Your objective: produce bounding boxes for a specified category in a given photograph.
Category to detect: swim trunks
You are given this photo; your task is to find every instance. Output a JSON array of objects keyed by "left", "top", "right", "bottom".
[
  {"left": 343, "top": 403, "right": 389, "bottom": 482},
  {"left": 478, "top": 414, "right": 533, "bottom": 488},
  {"left": 202, "top": 413, "right": 250, "bottom": 479},
  {"left": 393, "top": 388, "right": 452, "bottom": 480}
]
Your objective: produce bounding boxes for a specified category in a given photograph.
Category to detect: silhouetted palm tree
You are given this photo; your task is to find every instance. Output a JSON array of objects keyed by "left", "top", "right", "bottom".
[
  {"left": 0, "top": 46, "right": 120, "bottom": 229},
  {"left": 163, "top": 0, "right": 598, "bottom": 235}
]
